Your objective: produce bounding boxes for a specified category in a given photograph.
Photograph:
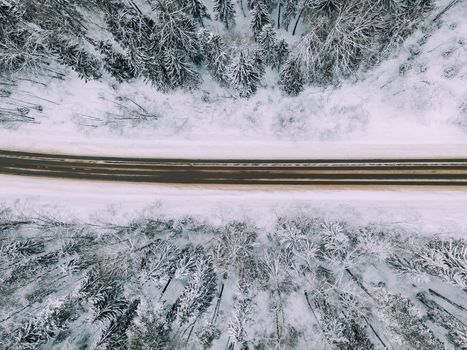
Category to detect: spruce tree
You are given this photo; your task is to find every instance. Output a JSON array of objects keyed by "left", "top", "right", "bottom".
[
  {"left": 250, "top": 0, "right": 270, "bottom": 40},
  {"left": 275, "top": 39, "right": 289, "bottom": 70},
  {"left": 228, "top": 51, "right": 260, "bottom": 97},
  {"left": 174, "top": 254, "right": 217, "bottom": 325},
  {"left": 258, "top": 24, "right": 277, "bottom": 66},
  {"left": 279, "top": 58, "right": 303, "bottom": 96},
  {"left": 154, "top": 1, "right": 200, "bottom": 60},
  {"left": 214, "top": 0, "right": 236, "bottom": 29},
  {"left": 199, "top": 30, "right": 230, "bottom": 84},
  {"left": 163, "top": 49, "right": 201, "bottom": 90},
  {"left": 184, "top": 0, "right": 211, "bottom": 26},
  {"left": 94, "top": 299, "right": 140, "bottom": 350},
  {"left": 47, "top": 35, "right": 102, "bottom": 81},
  {"left": 252, "top": 49, "right": 266, "bottom": 81},
  {"left": 98, "top": 41, "right": 135, "bottom": 82},
  {"left": 281, "top": 0, "right": 298, "bottom": 31}
]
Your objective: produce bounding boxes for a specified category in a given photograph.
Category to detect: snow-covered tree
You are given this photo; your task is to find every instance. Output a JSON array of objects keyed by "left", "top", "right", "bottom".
[
  {"left": 293, "top": 30, "right": 320, "bottom": 82},
  {"left": 12, "top": 297, "right": 79, "bottom": 349},
  {"left": 163, "top": 49, "right": 201, "bottom": 90},
  {"left": 279, "top": 58, "right": 303, "bottom": 96},
  {"left": 174, "top": 253, "right": 217, "bottom": 325},
  {"left": 274, "top": 39, "right": 289, "bottom": 69},
  {"left": 154, "top": 1, "right": 200, "bottom": 60},
  {"left": 228, "top": 51, "right": 261, "bottom": 97},
  {"left": 128, "top": 300, "right": 172, "bottom": 350},
  {"left": 252, "top": 49, "right": 266, "bottom": 81},
  {"left": 416, "top": 292, "right": 467, "bottom": 349},
  {"left": 387, "top": 239, "right": 467, "bottom": 288},
  {"left": 183, "top": 0, "right": 211, "bottom": 26},
  {"left": 257, "top": 27, "right": 288, "bottom": 70},
  {"left": 311, "top": 0, "right": 341, "bottom": 17},
  {"left": 103, "top": 4, "right": 158, "bottom": 81},
  {"left": 280, "top": 0, "right": 298, "bottom": 31},
  {"left": 198, "top": 29, "right": 231, "bottom": 84},
  {"left": 98, "top": 41, "right": 135, "bottom": 82},
  {"left": 250, "top": 0, "right": 270, "bottom": 40},
  {"left": 228, "top": 293, "right": 252, "bottom": 348},
  {"left": 376, "top": 290, "right": 445, "bottom": 350},
  {"left": 258, "top": 24, "right": 277, "bottom": 65},
  {"left": 93, "top": 299, "right": 140, "bottom": 350},
  {"left": 214, "top": 0, "right": 236, "bottom": 29},
  {"left": 292, "top": 0, "right": 315, "bottom": 35},
  {"left": 140, "top": 239, "right": 178, "bottom": 285}
]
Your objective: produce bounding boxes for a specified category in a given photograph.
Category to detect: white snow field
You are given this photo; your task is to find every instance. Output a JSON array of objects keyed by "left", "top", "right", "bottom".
[{"left": 1, "top": 173, "right": 467, "bottom": 237}]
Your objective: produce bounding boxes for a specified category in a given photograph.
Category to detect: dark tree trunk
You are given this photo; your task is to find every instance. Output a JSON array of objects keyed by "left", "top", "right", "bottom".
[
  {"left": 363, "top": 316, "right": 390, "bottom": 349},
  {"left": 240, "top": 0, "right": 247, "bottom": 17},
  {"left": 292, "top": 7, "right": 305, "bottom": 36},
  {"left": 277, "top": 2, "right": 282, "bottom": 29},
  {"left": 428, "top": 288, "right": 467, "bottom": 312}
]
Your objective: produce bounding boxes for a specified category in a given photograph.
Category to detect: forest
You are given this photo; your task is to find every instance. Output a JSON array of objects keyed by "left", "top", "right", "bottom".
[
  {"left": 0, "top": 207, "right": 466, "bottom": 349},
  {"left": 0, "top": 0, "right": 435, "bottom": 98}
]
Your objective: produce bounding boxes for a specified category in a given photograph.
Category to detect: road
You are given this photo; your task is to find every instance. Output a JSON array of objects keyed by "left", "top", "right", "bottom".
[{"left": 0, "top": 150, "right": 467, "bottom": 186}]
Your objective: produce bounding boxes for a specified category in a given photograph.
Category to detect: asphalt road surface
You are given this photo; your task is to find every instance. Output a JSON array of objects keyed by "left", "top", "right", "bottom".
[{"left": 1, "top": 150, "right": 467, "bottom": 186}]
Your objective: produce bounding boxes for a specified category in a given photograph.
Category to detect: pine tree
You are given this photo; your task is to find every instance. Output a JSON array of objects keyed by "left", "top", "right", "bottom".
[
  {"left": 252, "top": 49, "right": 266, "bottom": 81},
  {"left": 376, "top": 291, "right": 445, "bottom": 350},
  {"left": 13, "top": 297, "right": 79, "bottom": 349},
  {"left": 274, "top": 39, "right": 289, "bottom": 70},
  {"left": 140, "top": 239, "right": 178, "bottom": 285},
  {"left": 198, "top": 29, "right": 231, "bottom": 84},
  {"left": 258, "top": 24, "right": 277, "bottom": 66},
  {"left": 128, "top": 301, "right": 172, "bottom": 350},
  {"left": 174, "top": 254, "right": 217, "bottom": 325},
  {"left": 98, "top": 41, "right": 135, "bottom": 82},
  {"left": 279, "top": 58, "right": 303, "bottom": 96},
  {"left": 91, "top": 285, "right": 128, "bottom": 324},
  {"left": 250, "top": 0, "right": 270, "bottom": 40},
  {"left": 314, "top": 0, "right": 341, "bottom": 16},
  {"left": 137, "top": 50, "right": 166, "bottom": 89},
  {"left": 103, "top": 4, "right": 155, "bottom": 81},
  {"left": 104, "top": 5, "right": 153, "bottom": 54},
  {"left": 228, "top": 51, "right": 261, "bottom": 97},
  {"left": 281, "top": 0, "right": 298, "bottom": 31},
  {"left": 162, "top": 49, "right": 201, "bottom": 90},
  {"left": 213, "top": 0, "right": 236, "bottom": 29},
  {"left": 94, "top": 299, "right": 140, "bottom": 350},
  {"left": 184, "top": 0, "right": 211, "bottom": 26},
  {"left": 46, "top": 35, "right": 102, "bottom": 81},
  {"left": 154, "top": 1, "right": 200, "bottom": 60}
]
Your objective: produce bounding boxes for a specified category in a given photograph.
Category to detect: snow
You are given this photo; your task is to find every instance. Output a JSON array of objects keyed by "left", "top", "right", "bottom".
[
  {"left": 1, "top": 174, "right": 467, "bottom": 239},
  {"left": 1, "top": 1, "right": 467, "bottom": 348},
  {"left": 0, "top": 0, "right": 466, "bottom": 158},
  {"left": 3, "top": 184, "right": 465, "bottom": 349}
]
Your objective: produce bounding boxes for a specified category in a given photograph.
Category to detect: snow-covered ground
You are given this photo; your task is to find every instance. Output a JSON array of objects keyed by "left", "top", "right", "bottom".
[
  {"left": 0, "top": 0, "right": 466, "bottom": 158},
  {"left": 1, "top": 173, "right": 467, "bottom": 238}
]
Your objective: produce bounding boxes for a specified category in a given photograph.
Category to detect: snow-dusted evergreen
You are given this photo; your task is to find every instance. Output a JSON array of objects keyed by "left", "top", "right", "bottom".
[
  {"left": 213, "top": 0, "right": 236, "bottom": 29},
  {"left": 1, "top": 207, "right": 466, "bottom": 349},
  {"left": 250, "top": 0, "right": 271, "bottom": 40},
  {"left": 228, "top": 51, "right": 261, "bottom": 97},
  {"left": 0, "top": 0, "right": 438, "bottom": 99},
  {"left": 279, "top": 58, "right": 303, "bottom": 95},
  {"left": 184, "top": 0, "right": 211, "bottom": 27}
]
